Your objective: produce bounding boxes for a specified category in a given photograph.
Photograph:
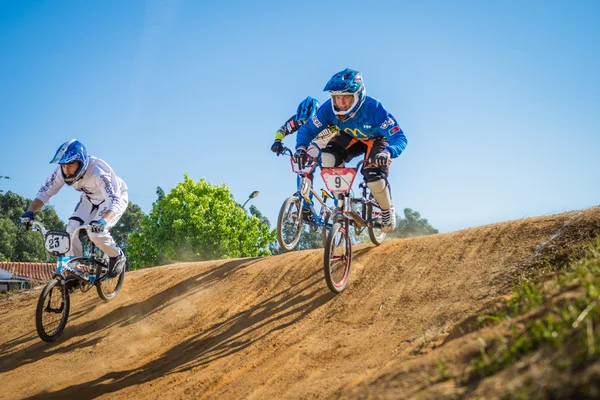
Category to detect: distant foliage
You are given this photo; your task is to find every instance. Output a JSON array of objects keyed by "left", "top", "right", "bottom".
[
  {"left": 0, "top": 191, "right": 64, "bottom": 262},
  {"left": 127, "top": 175, "right": 276, "bottom": 270},
  {"left": 390, "top": 208, "right": 439, "bottom": 238}
]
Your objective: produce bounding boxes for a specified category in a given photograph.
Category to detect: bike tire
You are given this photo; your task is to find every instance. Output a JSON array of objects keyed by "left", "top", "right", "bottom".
[
  {"left": 324, "top": 221, "right": 352, "bottom": 294},
  {"left": 70, "top": 256, "right": 125, "bottom": 302},
  {"left": 321, "top": 211, "right": 331, "bottom": 248},
  {"left": 367, "top": 202, "right": 387, "bottom": 246},
  {"left": 277, "top": 196, "right": 303, "bottom": 252},
  {"left": 36, "top": 279, "right": 70, "bottom": 342},
  {"left": 96, "top": 260, "right": 125, "bottom": 301}
]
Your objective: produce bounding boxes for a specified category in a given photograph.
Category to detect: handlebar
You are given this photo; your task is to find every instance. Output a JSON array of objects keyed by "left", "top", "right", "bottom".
[
  {"left": 279, "top": 147, "right": 294, "bottom": 157},
  {"left": 28, "top": 220, "right": 93, "bottom": 238}
]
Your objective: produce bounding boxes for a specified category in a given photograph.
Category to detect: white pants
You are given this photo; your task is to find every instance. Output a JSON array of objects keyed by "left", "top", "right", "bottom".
[{"left": 66, "top": 192, "right": 129, "bottom": 258}]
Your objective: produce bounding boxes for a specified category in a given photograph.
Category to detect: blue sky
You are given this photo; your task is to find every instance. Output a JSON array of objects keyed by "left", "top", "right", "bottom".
[{"left": 1, "top": 0, "right": 599, "bottom": 233}]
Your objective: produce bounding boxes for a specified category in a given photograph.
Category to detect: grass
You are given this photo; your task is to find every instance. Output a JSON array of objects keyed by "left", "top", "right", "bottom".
[{"left": 471, "top": 243, "right": 600, "bottom": 380}]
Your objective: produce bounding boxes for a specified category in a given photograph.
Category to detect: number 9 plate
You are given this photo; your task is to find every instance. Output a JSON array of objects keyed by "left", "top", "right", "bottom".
[
  {"left": 321, "top": 168, "right": 357, "bottom": 194},
  {"left": 44, "top": 231, "right": 71, "bottom": 255}
]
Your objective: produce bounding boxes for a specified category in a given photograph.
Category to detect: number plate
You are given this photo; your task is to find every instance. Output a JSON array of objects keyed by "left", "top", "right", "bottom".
[
  {"left": 44, "top": 231, "right": 71, "bottom": 255},
  {"left": 321, "top": 168, "right": 357, "bottom": 194}
]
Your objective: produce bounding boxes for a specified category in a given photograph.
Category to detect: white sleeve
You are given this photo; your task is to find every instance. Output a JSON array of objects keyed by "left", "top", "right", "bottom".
[
  {"left": 35, "top": 167, "right": 65, "bottom": 204},
  {"left": 97, "top": 172, "right": 127, "bottom": 215}
]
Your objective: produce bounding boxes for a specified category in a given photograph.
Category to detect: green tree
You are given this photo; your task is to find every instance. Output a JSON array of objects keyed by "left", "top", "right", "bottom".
[
  {"left": 0, "top": 191, "right": 64, "bottom": 262},
  {"left": 390, "top": 208, "right": 439, "bottom": 238},
  {"left": 127, "top": 175, "right": 276, "bottom": 270}
]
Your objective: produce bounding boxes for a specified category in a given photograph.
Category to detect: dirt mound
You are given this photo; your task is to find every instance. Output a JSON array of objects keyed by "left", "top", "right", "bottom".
[{"left": 1, "top": 207, "right": 600, "bottom": 399}]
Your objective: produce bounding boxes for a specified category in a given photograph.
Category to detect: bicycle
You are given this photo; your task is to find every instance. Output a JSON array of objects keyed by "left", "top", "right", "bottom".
[
  {"left": 276, "top": 147, "right": 336, "bottom": 252},
  {"left": 321, "top": 160, "right": 388, "bottom": 293},
  {"left": 27, "top": 220, "right": 125, "bottom": 342}
]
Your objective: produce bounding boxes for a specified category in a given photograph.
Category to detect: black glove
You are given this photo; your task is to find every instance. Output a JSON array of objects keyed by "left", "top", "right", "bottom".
[
  {"left": 19, "top": 211, "right": 34, "bottom": 227},
  {"left": 271, "top": 140, "right": 284, "bottom": 155},
  {"left": 293, "top": 148, "right": 308, "bottom": 169},
  {"left": 372, "top": 151, "right": 391, "bottom": 168}
]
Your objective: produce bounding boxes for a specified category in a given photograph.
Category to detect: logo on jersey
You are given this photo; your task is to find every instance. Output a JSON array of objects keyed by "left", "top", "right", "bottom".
[
  {"left": 345, "top": 128, "right": 369, "bottom": 138},
  {"left": 38, "top": 171, "right": 58, "bottom": 193},
  {"left": 388, "top": 126, "right": 401, "bottom": 135},
  {"left": 380, "top": 117, "right": 395, "bottom": 130},
  {"left": 311, "top": 114, "right": 322, "bottom": 128}
]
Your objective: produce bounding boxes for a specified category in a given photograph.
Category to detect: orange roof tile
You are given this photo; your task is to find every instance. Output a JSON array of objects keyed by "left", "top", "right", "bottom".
[{"left": 0, "top": 262, "right": 55, "bottom": 282}]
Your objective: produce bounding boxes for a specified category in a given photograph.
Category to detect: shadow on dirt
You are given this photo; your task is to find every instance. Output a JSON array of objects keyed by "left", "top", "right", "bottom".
[
  {"left": 16, "top": 257, "right": 334, "bottom": 399},
  {"left": 0, "top": 257, "right": 263, "bottom": 374}
]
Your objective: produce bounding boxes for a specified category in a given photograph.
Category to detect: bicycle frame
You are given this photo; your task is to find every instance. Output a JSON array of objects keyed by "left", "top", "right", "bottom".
[
  {"left": 30, "top": 220, "right": 107, "bottom": 285},
  {"left": 321, "top": 160, "right": 383, "bottom": 232},
  {"left": 282, "top": 147, "right": 335, "bottom": 228}
]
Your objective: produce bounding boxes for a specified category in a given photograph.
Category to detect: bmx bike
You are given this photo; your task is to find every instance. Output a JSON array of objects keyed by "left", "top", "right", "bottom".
[
  {"left": 26, "top": 220, "right": 125, "bottom": 342},
  {"left": 321, "top": 160, "right": 388, "bottom": 293}
]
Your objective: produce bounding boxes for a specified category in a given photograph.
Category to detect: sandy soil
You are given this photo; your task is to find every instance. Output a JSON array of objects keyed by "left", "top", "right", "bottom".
[{"left": 1, "top": 207, "right": 599, "bottom": 399}]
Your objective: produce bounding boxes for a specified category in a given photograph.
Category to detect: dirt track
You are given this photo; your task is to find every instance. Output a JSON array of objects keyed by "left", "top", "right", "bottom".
[{"left": 1, "top": 207, "right": 600, "bottom": 399}]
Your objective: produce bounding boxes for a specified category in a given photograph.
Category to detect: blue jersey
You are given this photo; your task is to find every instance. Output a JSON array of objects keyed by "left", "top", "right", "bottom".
[{"left": 295, "top": 96, "right": 407, "bottom": 158}]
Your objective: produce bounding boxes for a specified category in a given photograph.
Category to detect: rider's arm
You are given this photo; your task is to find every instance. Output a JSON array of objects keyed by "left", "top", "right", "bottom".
[
  {"left": 376, "top": 110, "right": 407, "bottom": 158},
  {"left": 96, "top": 172, "right": 128, "bottom": 219},
  {"left": 296, "top": 104, "right": 329, "bottom": 149},
  {"left": 274, "top": 115, "right": 300, "bottom": 141},
  {"left": 25, "top": 198, "right": 45, "bottom": 213},
  {"left": 33, "top": 166, "right": 65, "bottom": 206}
]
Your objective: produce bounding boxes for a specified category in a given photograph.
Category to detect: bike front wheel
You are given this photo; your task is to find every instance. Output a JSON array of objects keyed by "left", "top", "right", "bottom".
[
  {"left": 324, "top": 221, "right": 353, "bottom": 294},
  {"left": 277, "top": 196, "right": 303, "bottom": 252},
  {"left": 367, "top": 202, "right": 387, "bottom": 245},
  {"left": 320, "top": 210, "right": 331, "bottom": 248},
  {"left": 36, "top": 279, "right": 70, "bottom": 342}
]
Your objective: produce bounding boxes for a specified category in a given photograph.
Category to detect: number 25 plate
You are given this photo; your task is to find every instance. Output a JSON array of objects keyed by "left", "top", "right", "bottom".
[{"left": 321, "top": 168, "right": 357, "bottom": 194}]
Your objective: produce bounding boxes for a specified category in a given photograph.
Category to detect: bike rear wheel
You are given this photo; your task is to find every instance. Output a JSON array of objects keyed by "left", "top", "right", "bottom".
[
  {"left": 70, "top": 256, "right": 125, "bottom": 301},
  {"left": 96, "top": 262, "right": 125, "bottom": 301},
  {"left": 277, "top": 196, "right": 303, "bottom": 252},
  {"left": 367, "top": 202, "right": 387, "bottom": 245},
  {"left": 324, "top": 221, "right": 352, "bottom": 293},
  {"left": 36, "top": 279, "right": 70, "bottom": 342}
]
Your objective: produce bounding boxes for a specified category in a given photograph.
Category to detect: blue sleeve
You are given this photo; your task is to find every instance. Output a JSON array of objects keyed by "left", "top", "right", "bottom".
[{"left": 375, "top": 108, "right": 407, "bottom": 158}]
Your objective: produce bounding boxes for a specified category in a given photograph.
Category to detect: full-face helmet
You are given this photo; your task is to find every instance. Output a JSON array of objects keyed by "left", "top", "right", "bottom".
[
  {"left": 49, "top": 139, "right": 89, "bottom": 185},
  {"left": 323, "top": 68, "right": 366, "bottom": 116},
  {"left": 295, "top": 96, "right": 320, "bottom": 123}
]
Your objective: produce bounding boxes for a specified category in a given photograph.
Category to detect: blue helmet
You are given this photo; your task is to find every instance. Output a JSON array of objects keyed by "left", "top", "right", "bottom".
[
  {"left": 50, "top": 139, "right": 89, "bottom": 185},
  {"left": 323, "top": 68, "right": 366, "bottom": 117},
  {"left": 295, "top": 96, "right": 320, "bottom": 122}
]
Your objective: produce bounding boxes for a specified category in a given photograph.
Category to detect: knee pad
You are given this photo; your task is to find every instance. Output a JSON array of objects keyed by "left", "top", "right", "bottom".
[
  {"left": 321, "top": 153, "right": 337, "bottom": 168},
  {"left": 362, "top": 167, "right": 388, "bottom": 183},
  {"left": 323, "top": 142, "right": 346, "bottom": 167},
  {"left": 66, "top": 217, "right": 83, "bottom": 234}
]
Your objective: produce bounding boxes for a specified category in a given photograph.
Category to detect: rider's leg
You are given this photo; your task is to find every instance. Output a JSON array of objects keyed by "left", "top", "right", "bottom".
[
  {"left": 87, "top": 191, "right": 129, "bottom": 258},
  {"left": 66, "top": 196, "right": 93, "bottom": 257},
  {"left": 363, "top": 139, "right": 396, "bottom": 233},
  {"left": 88, "top": 190, "right": 129, "bottom": 277}
]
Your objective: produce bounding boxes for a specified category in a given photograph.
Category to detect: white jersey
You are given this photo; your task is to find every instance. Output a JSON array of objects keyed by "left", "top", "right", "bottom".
[{"left": 35, "top": 156, "right": 128, "bottom": 216}]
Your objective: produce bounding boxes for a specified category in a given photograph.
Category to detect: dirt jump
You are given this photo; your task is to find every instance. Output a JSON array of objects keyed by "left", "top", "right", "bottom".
[{"left": 2, "top": 207, "right": 600, "bottom": 399}]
